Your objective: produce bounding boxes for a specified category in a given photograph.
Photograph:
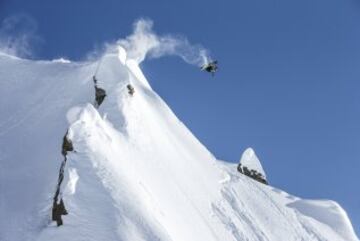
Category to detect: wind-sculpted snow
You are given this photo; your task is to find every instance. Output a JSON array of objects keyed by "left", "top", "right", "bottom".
[
  {"left": 0, "top": 49, "right": 358, "bottom": 241},
  {"left": 239, "top": 147, "right": 266, "bottom": 178}
]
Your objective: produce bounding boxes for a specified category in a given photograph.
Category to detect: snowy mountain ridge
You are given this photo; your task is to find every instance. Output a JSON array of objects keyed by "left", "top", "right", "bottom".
[{"left": 0, "top": 47, "right": 358, "bottom": 241}]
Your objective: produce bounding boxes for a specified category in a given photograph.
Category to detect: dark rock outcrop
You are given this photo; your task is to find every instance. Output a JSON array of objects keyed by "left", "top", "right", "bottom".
[
  {"left": 52, "top": 131, "right": 73, "bottom": 226},
  {"left": 237, "top": 164, "right": 268, "bottom": 185},
  {"left": 95, "top": 86, "right": 106, "bottom": 107},
  {"left": 127, "top": 84, "right": 135, "bottom": 96},
  {"left": 52, "top": 198, "right": 68, "bottom": 226},
  {"left": 61, "top": 132, "right": 73, "bottom": 156},
  {"left": 93, "top": 76, "right": 106, "bottom": 108}
]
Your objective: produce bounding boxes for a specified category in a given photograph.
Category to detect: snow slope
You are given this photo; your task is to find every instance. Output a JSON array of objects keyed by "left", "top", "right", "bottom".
[{"left": 0, "top": 49, "right": 358, "bottom": 241}]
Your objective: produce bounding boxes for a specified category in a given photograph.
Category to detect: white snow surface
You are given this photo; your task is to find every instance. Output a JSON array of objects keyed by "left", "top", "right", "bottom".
[
  {"left": 0, "top": 49, "right": 358, "bottom": 241},
  {"left": 239, "top": 148, "right": 267, "bottom": 178}
]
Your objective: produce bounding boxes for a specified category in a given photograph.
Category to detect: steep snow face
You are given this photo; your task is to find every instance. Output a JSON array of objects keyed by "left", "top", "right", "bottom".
[
  {"left": 0, "top": 49, "right": 358, "bottom": 241},
  {"left": 239, "top": 147, "right": 266, "bottom": 178}
]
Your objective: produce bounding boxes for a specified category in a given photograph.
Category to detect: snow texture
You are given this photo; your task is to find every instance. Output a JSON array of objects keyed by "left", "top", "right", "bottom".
[
  {"left": 239, "top": 147, "right": 266, "bottom": 178},
  {"left": 0, "top": 48, "right": 358, "bottom": 241}
]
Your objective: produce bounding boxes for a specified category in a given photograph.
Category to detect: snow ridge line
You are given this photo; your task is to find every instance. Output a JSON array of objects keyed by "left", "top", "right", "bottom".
[
  {"left": 51, "top": 76, "right": 107, "bottom": 226},
  {"left": 51, "top": 131, "right": 72, "bottom": 226}
]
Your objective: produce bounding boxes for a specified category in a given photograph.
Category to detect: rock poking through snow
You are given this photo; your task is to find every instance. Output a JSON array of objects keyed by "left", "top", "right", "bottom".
[
  {"left": 93, "top": 75, "right": 106, "bottom": 108},
  {"left": 237, "top": 148, "right": 268, "bottom": 185},
  {"left": 0, "top": 48, "right": 358, "bottom": 241},
  {"left": 52, "top": 131, "right": 73, "bottom": 226}
]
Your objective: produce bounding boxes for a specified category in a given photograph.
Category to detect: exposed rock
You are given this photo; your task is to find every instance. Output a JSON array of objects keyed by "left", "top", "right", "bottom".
[
  {"left": 52, "top": 198, "right": 68, "bottom": 226},
  {"left": 127, "top": 84, "right": 135, "bottom": 96},
  {"left": 62, "top": 132, "right": 73, "bottom": 156},
  {"left": 52, "top": 131, "right": 73, "bottom": 226},
  {"left": 238, "top": 164, "right": 268, "bottom": 185},
  {"left": 93, "top": 76, "right": 106, "bottom": 107},
  {"left": 95, "top": 86, "right": 106, "bottom": 107},
  {"left": 238, "top": 148, "right": 268, "bottom": 185}
]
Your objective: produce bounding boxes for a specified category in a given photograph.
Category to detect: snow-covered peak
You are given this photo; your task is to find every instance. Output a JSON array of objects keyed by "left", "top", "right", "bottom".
[
  {"left": 0, "top": 52, "right": 358, "bottom": 241},
  {"left": 240, "top": 147, "right": 266, "bottom": 178}
]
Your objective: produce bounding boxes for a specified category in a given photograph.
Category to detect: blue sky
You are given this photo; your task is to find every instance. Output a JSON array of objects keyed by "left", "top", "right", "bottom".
[{"left": 1, "top": 0, "right": 359, "bottom": 235}]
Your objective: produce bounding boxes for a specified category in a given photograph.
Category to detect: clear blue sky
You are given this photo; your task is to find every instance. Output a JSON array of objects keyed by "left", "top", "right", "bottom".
[{"left": 1, "top": 0, "right": 359, "bottom": 235}]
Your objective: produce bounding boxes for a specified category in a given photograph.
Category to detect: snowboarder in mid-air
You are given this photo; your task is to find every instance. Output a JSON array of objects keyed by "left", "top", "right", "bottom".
[{"left": 201, "top": 60, "right": 218, "bottom": 76}]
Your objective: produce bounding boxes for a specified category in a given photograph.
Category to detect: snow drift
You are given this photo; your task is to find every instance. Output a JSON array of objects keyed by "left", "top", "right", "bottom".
[{"left": 0, "top": 48, "right": 358, "bottom": 241}]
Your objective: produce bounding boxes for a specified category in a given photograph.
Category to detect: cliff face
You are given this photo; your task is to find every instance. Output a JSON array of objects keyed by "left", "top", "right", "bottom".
[{"left": 0, "top": 50, "right": 358, "bottom": 241}]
